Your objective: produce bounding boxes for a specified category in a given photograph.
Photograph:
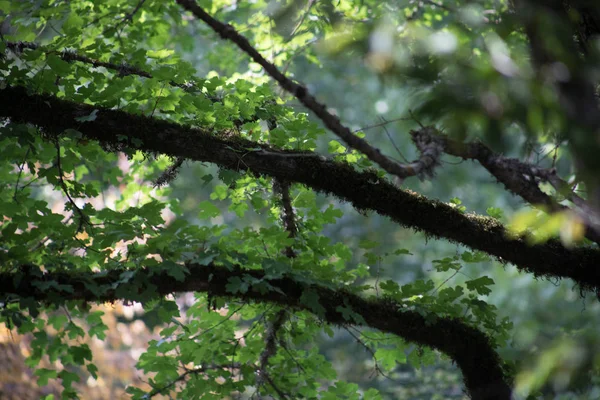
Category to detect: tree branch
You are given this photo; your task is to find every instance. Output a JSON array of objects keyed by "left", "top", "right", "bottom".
[
  {"left": 274, "top": 179, "right": 297, "bottom": 258},
  {"left": 10, "top": 41, "right": 598, "bottom": 242},
  {"left": 2, "top": 85, "right": 600, "bottom": 294},
  {"left": 415, "top": 127, "right": 600, "bottom": 244},
  {"left": 175, "top": 0, "right": 428, "bottom": 181},
  {"left": 0, "top": 262, "right": 511, "bottom": 399},
  {"left": 175, "top": 0, "right": 600, "bottom": 244}
]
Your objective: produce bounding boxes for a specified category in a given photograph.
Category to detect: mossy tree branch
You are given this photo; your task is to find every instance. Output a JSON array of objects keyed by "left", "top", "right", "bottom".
[
  {"left": 7, "top": 41, "right": 600, "bottom": 242},
  {"left": 2, "top": 85, "right": 600, "bottom": 294},
  {"left": 0, "top": 262, "right": 512, "bottom": 400}
]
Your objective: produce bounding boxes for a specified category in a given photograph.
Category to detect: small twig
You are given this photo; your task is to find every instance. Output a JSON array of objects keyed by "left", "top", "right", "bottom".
[
  {"left": 408, "top": 109, "right": 425, "bottom": 128},
  {"left": 343, "top": 327, "right": 397, "bottom": 382},
  {"left": 262, "top": 373, "right": 290, "bottom": 399},
  {"left": 352, "top": 116, "right": 411, "bottom": 133},
  {"left": 187, "top": 303, "right": 246, "bottom": 342},
  {"left": 381, "top": 119, "right": 409, "bottom": 162},
  {"left": 124, "top": 0, "right": 148, "bottom": 22},
  {"left": 280, "top": 344, "right": 306, "bottom": 374},
  {"left": 107, "top": 0, "right": 148, "bottom": 43},
  {"left": 280, "top": 38, "right": 318, "bottom": 75},
  {"left": 231, "top": 309, "right": 271, "bottom": 374},
  {"left": 431, "top": 268, "right": 462, "bottom": 295}
]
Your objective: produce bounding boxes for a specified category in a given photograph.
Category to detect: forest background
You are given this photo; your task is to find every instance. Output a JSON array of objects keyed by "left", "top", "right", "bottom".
[{"left": 1, "top": 0, "right": 600, "bottom": 399}]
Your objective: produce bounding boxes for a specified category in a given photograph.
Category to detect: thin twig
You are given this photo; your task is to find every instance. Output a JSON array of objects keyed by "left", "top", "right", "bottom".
[
  {"left": 381, "top": 119, "right": 408, "bottom": 162},
  {"left": 352, "top": 116, "right": 411, "bottom": 133},
  {"left": 343, "top": 326, "right": 398, "bottom": 382}
]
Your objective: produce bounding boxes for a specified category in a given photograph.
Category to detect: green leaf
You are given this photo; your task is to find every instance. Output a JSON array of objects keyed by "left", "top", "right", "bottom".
[
  {"left": 393, "top": 248, "right": 412, "bottom": 255},
  {"left": 63, "top": 14, "right": 83, "bottom": 32},
  {"left": 461, "top": 251, "right": 490, "bottom": 263},
  {"left": 147, "top": 49, "right": 175, "bottom": 59},
  {"left": 300, "top": 289, "right": 326, "bottom": 317},
  {"left": 465, "top": 276, "right": 495, "bottom": 295},
  {"left": 58, "top": 370, "right": 80, "bottom": 390},
  {"left": 71, "top": 344, "right": 93, "bottom": 364},
  {"left": 328, "top": 140, "right": 346, "bottom": 154},
  {"left": 225, "top": 276, "right": 249, "bottom": 294},
  {"left": 375, "top": 347, "right": 407, "bottom": 370},
  {"left": 335, "top": 305, "right": 366, "bottom": 325},
  {"left": 87, "top": 363, "right": 99, "bottom": 379},
  {"left": 35, "top": 368, "right": 58, "bottom": 386},
  {"left": 486, "top": 207, "right": 504, "bottom": 219},
  {"left": 46, "top": 54, "right": 71, "bottom": 75},
  {"left": 166, "top": 263, "right": 189, "bottom": 282},
  {"left": 197, "top": 200, "right": 220, "bottom": 219},
  {"left": 432, "top": 257, "right": 461, "bottom": 272}
]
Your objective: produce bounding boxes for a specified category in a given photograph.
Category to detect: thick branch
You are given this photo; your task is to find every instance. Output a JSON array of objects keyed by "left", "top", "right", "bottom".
[
  {"left": 12, "top": 40, "right": 597, "bottom": 241},
  {"left": 0, "top": 263, "right": 511, "bottom": 399},
  {"left": 2, "top": 85, "right": 600, "bottom": 293}
]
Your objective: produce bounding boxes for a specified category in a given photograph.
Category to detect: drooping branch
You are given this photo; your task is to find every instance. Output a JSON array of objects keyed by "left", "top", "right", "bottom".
[
  {"left": 0, "top": 262, "right": 512, "bottom": 399},
  {"left": 2, "top": 85, "right": 600, "bottom": 294},
  {"left": 256, "top": 179, "right": 297, "bottom": 393}
]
